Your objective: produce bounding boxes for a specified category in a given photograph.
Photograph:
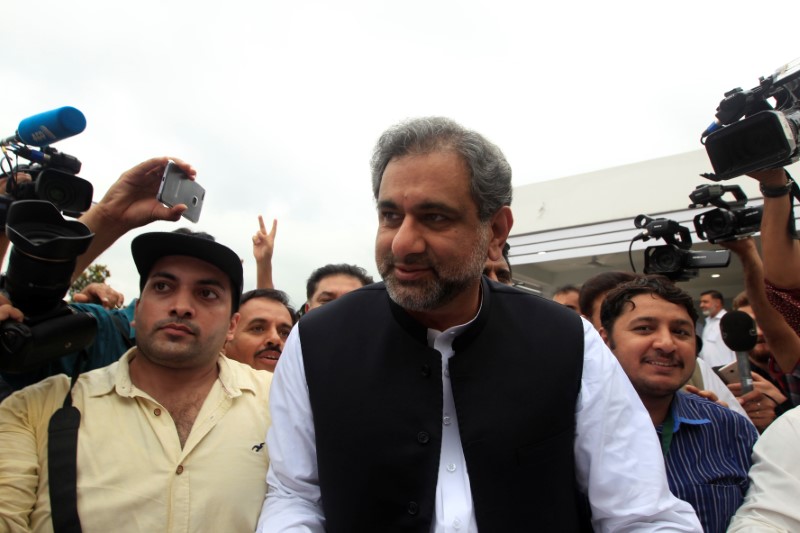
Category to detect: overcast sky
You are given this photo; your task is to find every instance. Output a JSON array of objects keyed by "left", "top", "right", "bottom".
[{"left": 4, "top": 0, "right": 799, "bottom": 307}]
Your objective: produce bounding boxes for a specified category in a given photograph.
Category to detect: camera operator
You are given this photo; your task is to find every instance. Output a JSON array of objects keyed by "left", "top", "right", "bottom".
[
  {"left": 746, "top": 167, "right": 800, "bottom": 322},
  {"left": 0, "top": 157, "right": 196, "bottom": 393},
  {"left": 720, "top": 231, "right": 800, "bottom": 409}
]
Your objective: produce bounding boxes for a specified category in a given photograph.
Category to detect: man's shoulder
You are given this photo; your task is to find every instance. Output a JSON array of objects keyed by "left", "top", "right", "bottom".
[
  {"left": 676, "top": 391, "right": 757, "bottom": 438},
  {"left": 0, "top": 373, "right": 71, "bottom": 422},
  {"left": 219, "top": 355, "right": 273, "bottom": 397}
]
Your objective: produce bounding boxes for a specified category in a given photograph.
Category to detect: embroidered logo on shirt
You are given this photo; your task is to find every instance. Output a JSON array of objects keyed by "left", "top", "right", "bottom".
[{"left": 252, "top": 442, "right": 265, "bottom": 452}]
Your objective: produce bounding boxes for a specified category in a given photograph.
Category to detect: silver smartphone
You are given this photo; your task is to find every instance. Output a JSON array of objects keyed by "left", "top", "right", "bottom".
[
  {"left": 714, "top": 360, "right": 741, "bottom": 385},
  {"left": 157, "top": 160, "right": 205, "bottom": 223}
]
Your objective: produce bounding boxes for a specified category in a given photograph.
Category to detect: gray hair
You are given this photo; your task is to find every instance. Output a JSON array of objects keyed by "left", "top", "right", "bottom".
[{"left": 370, "top": 117, "right": 513, "bottom": 221}]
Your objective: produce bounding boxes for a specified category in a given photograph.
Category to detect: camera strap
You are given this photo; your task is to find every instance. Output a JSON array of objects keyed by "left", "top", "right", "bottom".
[
  {"left": 787, "top": 173, "right": 800, "bottom": 239},
  {"left": 47, "top": 350, "right": 87, "bottom": 533}
]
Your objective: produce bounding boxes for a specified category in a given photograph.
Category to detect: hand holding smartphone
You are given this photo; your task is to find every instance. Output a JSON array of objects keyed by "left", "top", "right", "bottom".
[
  {"left": 157, "top": 160, "right": 205, "bottom": 223},
  {"left": 714, "top": 360, "right": 742, "bottom": 385}
]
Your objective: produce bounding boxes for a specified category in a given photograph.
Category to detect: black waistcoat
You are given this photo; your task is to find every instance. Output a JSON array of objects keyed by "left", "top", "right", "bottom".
[{"left": 300, "top": 279, "right": 587, "bottom": 532}]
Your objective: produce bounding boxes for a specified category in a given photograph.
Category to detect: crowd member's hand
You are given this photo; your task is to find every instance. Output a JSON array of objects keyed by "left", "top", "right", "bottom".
[
  {"left": 253, "top": 216, "right": 277, "bottom": 267},
  {"left": 0, "top": 171, "right": 32, "bottom": 195},
  {"left": 0, "top": 293, "right": 24, "bottom": 324},
  {"left": 71, "top": 282, "right": 125, "bottom": 309},
  {"left": 253, "top": 216, "right": 277, "bottom": 290},
  {"left": 88, "top": 157, "right": 196, "bottom": 231},
  {"left": 684, "top": 385, "right": 729, "bottom": 408},
  {"left": 729, "top": 374, "right": 787, "bottom": 432},
  {"left": 73, "top": 157, "right": 195, "bottom": 282},
  {"left": 717, "top": 235, "right": 757, "bottom": 256}
]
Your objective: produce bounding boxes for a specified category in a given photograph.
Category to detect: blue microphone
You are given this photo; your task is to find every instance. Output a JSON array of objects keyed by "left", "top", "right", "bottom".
[{"left": 4, "top": 107, "right": 86, "bottom": 147}]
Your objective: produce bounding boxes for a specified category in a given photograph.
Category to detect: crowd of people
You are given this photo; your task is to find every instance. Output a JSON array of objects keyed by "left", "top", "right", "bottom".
[{"left": 0, "top": 116, "right": 798, "bottom": 532}]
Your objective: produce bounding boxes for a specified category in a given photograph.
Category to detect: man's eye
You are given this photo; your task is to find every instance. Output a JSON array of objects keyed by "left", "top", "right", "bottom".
[
  {"left": 153, "top": 281, "right": 170, "bottom": 292},
  {"left": 279, "top": 329, "right": 291, "bottom": 339},
  {"left": 199, "top": 288, "right": 219, "bottom": 300},
  {"left": 380, "top": 211, "right": 401, "bottom": 224},
  {"left": 250, "top": 326, "right": 265, "bottom": 333}
]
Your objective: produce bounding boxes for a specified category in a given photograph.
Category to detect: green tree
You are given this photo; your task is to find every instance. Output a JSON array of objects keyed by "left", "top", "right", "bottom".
[{"left": 69, "top": 263, "right": 111, "bottom": 300}]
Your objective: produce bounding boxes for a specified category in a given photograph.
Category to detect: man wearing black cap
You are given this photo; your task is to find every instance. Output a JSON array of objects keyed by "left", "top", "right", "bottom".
[{"left": 0, "top": 232, "right": 273, "bottom": 532}]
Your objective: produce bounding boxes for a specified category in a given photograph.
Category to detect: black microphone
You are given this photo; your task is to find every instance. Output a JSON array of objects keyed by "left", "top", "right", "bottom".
[{"left": 720, "top": 311, "right": 757, "bottom": 394}]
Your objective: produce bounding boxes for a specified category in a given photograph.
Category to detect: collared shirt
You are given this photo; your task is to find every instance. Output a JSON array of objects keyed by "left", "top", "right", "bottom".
[
  {"left": 728, "top": 404, "right": 800, "bottom": 532},
  {"left": 258, "top": 317, "right": 702, "bottom": 532},
  {"left": 427, "top": 321, "right": 477, "bottom": 532},
  {"left": 0, "top": 350, "right": 272, "bottom": 533},
  {"left": 657, "top": 391, "right": 758, "bottom": 533},
  {"left": 699, "top": 309, "right": 737, "bottom": 368}
]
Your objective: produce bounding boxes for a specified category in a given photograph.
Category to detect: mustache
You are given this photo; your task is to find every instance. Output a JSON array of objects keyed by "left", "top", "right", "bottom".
[
  {"left": 153, "top": 318, "right": 199, "bottom": 335},
  {"left": 256, "top": 344, "right": 282, "bottom": 356},
  {"left": 381, "top": 253, "right": 431, "bottom": 267}
]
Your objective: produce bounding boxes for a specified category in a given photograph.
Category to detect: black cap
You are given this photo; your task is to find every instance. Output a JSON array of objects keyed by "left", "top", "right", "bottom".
[{"left": 131, "top": 232, "right": 243, "bottom": 311}]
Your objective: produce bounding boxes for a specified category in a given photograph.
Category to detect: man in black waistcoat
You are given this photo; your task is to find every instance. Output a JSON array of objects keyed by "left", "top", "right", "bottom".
[{"left": 256, "top": 117, "right": 701, "bottom": 532}]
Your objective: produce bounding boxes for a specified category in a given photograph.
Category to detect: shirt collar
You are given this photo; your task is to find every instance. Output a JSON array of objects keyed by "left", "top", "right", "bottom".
[
  {"left": 670, "top": 391, "right": 712, "bottom": 432},
  {"left": 426, "top": 283, "right": 483, "bottom": 347},
  {"left": 86, "top": 349, "right": 254, "bottom": 399}
]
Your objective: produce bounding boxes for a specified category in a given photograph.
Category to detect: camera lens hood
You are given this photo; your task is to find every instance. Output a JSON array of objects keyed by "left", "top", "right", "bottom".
[{"left": 5, "top": 200, "right": 94, "bottom": 261}]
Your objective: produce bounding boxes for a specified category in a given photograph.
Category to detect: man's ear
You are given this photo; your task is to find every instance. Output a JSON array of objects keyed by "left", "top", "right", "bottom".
[
  {"left": 599, "top": 326, "right": 611, "bottom": 347},
  {"left": 131, "top": 298, "right": 141, "bottom": 329},
  {"left": 487, "top": 206, "right": 513, "bottom": 261},
  {"left": 304, "top": 302, "right": 310, "bottom": 313},
  {"left": 227, "top": 312, "right": 240, "bottom": 342}
]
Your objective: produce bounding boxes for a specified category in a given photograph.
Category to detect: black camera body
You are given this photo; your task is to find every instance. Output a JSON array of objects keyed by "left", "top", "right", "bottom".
[
  {"left": 702, "top": 58, "right": 800, "bottom": 181},
  {"left": 693, "top": 206, "right": 762, "bottom": 243},
  {"left": 644, "top": 246, "right": 731, "bottom": 282},
  {"left": 0, "top": 201, "right": 97, "bottom": 373},
  {"left": 634, "top": 214, "right": 731, "bottom": 281},
  {"left": 0, "top": 146, "right": 93, "bottom": 228},
  {"left": 0, "top": 306, "right": 97, "bottom": 373},
  {"left": 689, "top": 184, "right": 763, "bottom": 243}
]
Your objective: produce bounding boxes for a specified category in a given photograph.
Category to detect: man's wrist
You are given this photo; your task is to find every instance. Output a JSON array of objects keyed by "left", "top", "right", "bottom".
[{"left": 760, "top": 176, "right": 795, "bottom": 198}]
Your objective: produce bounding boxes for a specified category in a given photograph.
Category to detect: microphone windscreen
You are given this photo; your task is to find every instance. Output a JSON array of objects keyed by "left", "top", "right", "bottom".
[
  {"left": 720, "top": 310, "right": 757, "bottom": 352},
  {"left": 16, "top": 107, "right": 86, "bottom": 146}
]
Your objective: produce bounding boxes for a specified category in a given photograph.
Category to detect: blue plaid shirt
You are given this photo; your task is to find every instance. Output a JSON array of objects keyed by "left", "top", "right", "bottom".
[{"left": 656, "top": 391, "right": 758, "bottom": 533}]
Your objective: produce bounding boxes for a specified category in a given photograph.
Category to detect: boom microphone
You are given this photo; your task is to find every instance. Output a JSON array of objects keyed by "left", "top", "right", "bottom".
[
  {"left": 720, "top": 310, "right": 757, "bottom": 394},
  {"left": 2, "top": 107, "right": 86, "bottom": 147}
]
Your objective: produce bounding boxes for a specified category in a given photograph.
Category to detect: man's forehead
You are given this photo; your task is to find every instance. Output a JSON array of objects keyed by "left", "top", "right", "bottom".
[
  {"left": 240, "top": 297, "right": 291, "bottom": 321},
  {"left": 317, "top": 273, "right": 363, "bottom": 290},
  {"left": 623, "top": 294, "right": 693, "bottom": 323},
  {"left": 148, "top": 255, "right": 231, "bottom": 288}
]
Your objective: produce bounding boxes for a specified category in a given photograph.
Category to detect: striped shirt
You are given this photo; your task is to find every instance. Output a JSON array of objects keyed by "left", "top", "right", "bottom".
[{"left": 656, "top": 391, "right": 759, "bottom": 533}]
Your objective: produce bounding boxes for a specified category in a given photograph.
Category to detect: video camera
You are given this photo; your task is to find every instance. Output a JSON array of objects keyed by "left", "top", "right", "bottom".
[
  {"left": 701, "top": 57, "right": 800, "bottom": 181},
  {"left": 0, "top": 107, "right": 94, "bottom": 229},
  {"left": 0, "top": 107, "right": 97, "bottom": 373},
  {"left": 633, "top": 214, "right": 731, "bottom": 282},
  {"left": 689, "top": 184, "right": 762, "bottom": 244}
]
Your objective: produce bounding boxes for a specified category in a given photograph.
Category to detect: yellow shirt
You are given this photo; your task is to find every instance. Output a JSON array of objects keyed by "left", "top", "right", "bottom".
[{"left": 0, "top": 350, "right": 272, "bottom": 533}]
